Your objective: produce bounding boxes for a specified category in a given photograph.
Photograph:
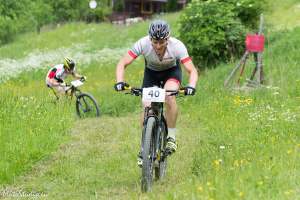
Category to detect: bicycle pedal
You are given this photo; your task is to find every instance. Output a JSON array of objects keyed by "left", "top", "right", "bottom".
[
  {"left": 137, "top": 158, "right": 143, "bottom": 168},
  {"left": 165, "top": 148, "right": 175, "bottom": 155}
]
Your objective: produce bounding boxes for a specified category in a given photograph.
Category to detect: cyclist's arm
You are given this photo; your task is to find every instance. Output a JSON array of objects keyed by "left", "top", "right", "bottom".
[
  {"left": 48, "top": 78, "right": 62, "bottom": 86},
  {"left": 182, "top": 60, "right": 198, "bottom": 88},
  {"left": 72, "top": 72, "right": 82, "bottom": 79},
  {"left": 116, "top": 53, "right": 135, "bottom": 82}
]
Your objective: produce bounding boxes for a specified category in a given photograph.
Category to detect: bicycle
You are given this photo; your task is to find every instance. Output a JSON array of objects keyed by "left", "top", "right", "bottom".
[
  {"left": 124, "top": 85, "right": 184, "bottom": 192},
  {"left": 58, "top": 79, "right": 100, "bottom": 118}
]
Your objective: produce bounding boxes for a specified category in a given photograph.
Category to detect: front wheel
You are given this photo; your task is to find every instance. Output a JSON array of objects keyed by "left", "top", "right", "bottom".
[
  {"left": 155, "top": 118, "right": 168, "bottom": 180},
  {"left": 141, "top": 117, "right": 156, "bottom": 192},
  {"left": 76, "top": 93, "right": 100, "bottom": 118}
]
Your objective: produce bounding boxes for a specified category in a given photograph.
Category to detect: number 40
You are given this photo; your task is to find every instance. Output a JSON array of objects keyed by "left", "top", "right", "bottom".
[{"left": 148, "top": 90, "right": 160, "bottom": 97}]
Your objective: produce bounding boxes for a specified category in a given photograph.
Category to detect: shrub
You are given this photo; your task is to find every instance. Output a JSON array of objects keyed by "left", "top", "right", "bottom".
[
  {"left": 0, "top": 0, "right": 36, "bottom": 44},
  {"left": 0, "top": 0, "right": 113, "bottom": 44},
  {"left": 230, "top": 0, "right": 267, "bottom": 29},
  {"left": 167, "top": 0, "right": 178, "bottom": 12},
  {"left": 0, "top": 16, "right": 17, "bottom": 44},
  {"left": 179, "top": 0, "right": 267, "bottom": 69},
  {"left": 179, "top": 1, "right": 246, "bottom": 69}
]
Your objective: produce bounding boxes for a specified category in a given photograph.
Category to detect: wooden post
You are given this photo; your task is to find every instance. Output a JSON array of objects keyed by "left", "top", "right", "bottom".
[
  {"left": 256, "top": 14, "right": 264, "bottom": 84},
  {"left": 224, "top": 14, "right": 265, "bottom": 88},
  {"left": 224, "top": 51, "right": 249, "bottom": 87}
]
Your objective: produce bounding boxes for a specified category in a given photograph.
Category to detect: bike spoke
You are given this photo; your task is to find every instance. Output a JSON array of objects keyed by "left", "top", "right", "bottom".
[{"left": 76, "top": 93, "right": 100, "bottom": 118}]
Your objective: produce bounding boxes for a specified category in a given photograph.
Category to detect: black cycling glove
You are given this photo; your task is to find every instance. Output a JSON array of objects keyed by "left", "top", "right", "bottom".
[
  {"left": 80, "top": 76, "right": 86, "bottom": 82},
  {"left": 114, "top": 82, "right": 129, "bottom": 91},
  {"left": 184, "top": 86, "right": 196, "bottom": 96}
]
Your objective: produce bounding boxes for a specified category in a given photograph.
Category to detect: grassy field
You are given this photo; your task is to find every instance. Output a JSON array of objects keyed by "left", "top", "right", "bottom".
[
  {"left": 0, "top": 2, "right": 299, "bottom": 200},
  {"left": 265, "top": 0, "right": 300, "bottom": 30}
]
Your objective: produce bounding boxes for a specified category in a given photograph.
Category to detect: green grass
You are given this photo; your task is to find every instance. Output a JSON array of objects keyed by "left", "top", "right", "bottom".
[
  {"left": 0, "top": 13, "right": 180, "bottom": 60},
  {"left": 0, "top": 13, "right": 180, "bottom": 186},
  {"left": 265, "top": 0, "right": 300, "bottom": 30},
  {"left": 0, "top": 3, "right": 300, "bottom": 200}
]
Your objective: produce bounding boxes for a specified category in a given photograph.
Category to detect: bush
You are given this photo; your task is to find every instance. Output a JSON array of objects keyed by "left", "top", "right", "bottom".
[
  {"left": 167, "top": 0, "right": 178, "bottom": 12},
  {"left": 0, "top": 0, "right": 36, "bottom": 44},
  {"left": 113, "top": 0, "right": 124, "bottom": 12},
  {"left": 0, "top": 16, "right": 17, "bottom": 44},
  {"left": 0, "top": 0, "right": 113, "bottom": 44},
  {"left": 179, "top": 1, "right": 246, "bottom": 69},
  {"left": 230, "top": 0, "right": 266, "bottom": 29},
  {"left": 179, "top": 0, "right": 267, "bottom": 69}
]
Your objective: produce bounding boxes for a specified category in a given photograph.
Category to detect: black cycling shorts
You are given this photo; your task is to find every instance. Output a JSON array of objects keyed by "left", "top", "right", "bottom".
[
  {"left": 142, "top": 64, "right": 182, "bottom": 88},
  {"left": 142, "top": 65, "right": 182, "bottom": 88}
]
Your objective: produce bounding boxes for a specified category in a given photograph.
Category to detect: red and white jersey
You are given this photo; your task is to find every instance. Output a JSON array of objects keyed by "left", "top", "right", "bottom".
[
  {"left": 128, "top": 36, "right": 192, "bottom": 71},
  {"left": 45, "top": 64, "right": 75, "bottom": 84}
]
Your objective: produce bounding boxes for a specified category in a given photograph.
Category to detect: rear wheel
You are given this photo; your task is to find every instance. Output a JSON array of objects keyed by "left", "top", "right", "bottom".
[
  {"left": 76, "top": 93, "right": 100, "bottom": 118},
  {"left": 141, "top": 117, "right": 156, "bottom": 192},
  {"left": 155, "top": 118, "right": 168, "bottom": 180}
]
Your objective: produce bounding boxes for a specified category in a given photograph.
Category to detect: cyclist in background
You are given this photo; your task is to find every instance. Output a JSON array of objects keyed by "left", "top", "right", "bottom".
[
  {"left": 46, "top": 57, "right": 86, "bottom": 96},
  {"left": 114, "top": 20, "right": 198, "bottom": 158}
]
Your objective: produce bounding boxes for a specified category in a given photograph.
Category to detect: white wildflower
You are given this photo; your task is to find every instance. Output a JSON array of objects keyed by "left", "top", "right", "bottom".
[{"left": 0, "top": 43, "right": 128, "bottom": 83}]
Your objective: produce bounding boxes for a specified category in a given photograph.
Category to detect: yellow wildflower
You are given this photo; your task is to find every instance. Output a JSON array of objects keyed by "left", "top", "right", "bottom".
[
  {"left": 257, "top": 181, "right": 263, "bottom": 186},
  {"left": 239, "top": 191, "right": 244, "bottom": 197},
  {"left": 234, "top": 160, "right": 240, "bottom": 167},
  {"left": 197, "top": 186, "right": 203, "bottom": 192},
  {"left": 213, "top": 159, "right": 222, "bottom": 167},
  {"left": 245, "top": 98, "right": 253, "bottom": 105}
]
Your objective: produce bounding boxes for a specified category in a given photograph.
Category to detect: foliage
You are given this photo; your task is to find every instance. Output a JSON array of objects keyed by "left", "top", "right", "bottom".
[
  {"left": 229, "top": 0, "right": 267, "bottom": 29},
  {"left": 167, "top": 0, "right": 178, "bottom": 12},
  {"left": 179, "top": 1, "right": 246, "bottom": 69},
  {"left": 0, "top": 0, "right": 112, "bottom": 44},
  {"left": 0, "top": 0, "right": 37, "bottom": 44},
  {"left": 179, "top": 0, "right": 267, "bottom": 69},
  {"left": 0, "top": 16, "right": 17, "bottom": 44},
  {"left": 113, "top": 0, "right": 125, "bottom": 12}
]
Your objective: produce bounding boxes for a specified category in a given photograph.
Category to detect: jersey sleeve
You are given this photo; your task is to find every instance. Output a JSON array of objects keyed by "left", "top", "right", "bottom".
[
  {"left": 128, "top": 38, "right": 144, "bottom": 59},
  {"left": 176, "top": 41, "right": 192, "bottom": 64}
]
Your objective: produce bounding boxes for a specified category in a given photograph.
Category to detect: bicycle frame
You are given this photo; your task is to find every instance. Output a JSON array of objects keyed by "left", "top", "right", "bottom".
[{"left": 68, "top": 86, "right": 82, "bottom": 99}]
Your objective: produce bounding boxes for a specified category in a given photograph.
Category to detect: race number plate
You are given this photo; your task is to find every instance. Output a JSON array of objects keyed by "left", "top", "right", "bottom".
[
  {"left": 71, "top": 80, "right": 83, "bottom": 87},
  {"left": 142, "top": 87, "right": 165, "bottom": 102}
]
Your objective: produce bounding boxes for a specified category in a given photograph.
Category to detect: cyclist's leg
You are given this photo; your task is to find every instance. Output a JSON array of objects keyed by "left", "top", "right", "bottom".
[
  {"left": 47, "top": 83, "right": 65, "bottom": 100},
  {"left": 164, "top": 79, "right": 180, "bottom": 135},
  {"left": 163, "top": 65, "right": 182, "bottom": 152},
  {"left": 163, "top": 64, "right": 182, "bottom": 131}
]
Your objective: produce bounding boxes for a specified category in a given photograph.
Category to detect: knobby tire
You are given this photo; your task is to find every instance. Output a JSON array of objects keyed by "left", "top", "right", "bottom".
[
  {"left": 154, "top": 118, "right": 168, "bottom": 180},
  {"left": 141, "top": 117, "right": 156, "bottom": 192},
  {"left": 76, "top": 93, "right": 100, "bottom": 118}
]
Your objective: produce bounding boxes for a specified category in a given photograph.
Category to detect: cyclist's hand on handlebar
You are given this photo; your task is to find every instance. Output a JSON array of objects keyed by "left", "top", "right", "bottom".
[
  {"left": 183, "top": 86, "right": 196, "bottom": 96},
  {"left": 114, "top": 82, "right": 129, "bottom": 91},
  {"left": 80, "top": 76, "right": 86, "bottom": 82}
]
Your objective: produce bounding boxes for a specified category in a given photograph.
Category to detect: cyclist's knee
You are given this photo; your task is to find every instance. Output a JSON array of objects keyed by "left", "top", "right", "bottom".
[
  {"left": 165, "top": 96, "right": 176, "bottom": 106},
  {"left": 143, "top": 101, "right": 151, "bottom": 108}
]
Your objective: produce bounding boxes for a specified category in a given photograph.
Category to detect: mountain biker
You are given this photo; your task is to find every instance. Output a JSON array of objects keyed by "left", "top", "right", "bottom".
[
  {"left": 114, "top": 20, "right": 198, "bottom": 159},
  {"left": 46, "top": 57, "right": 86, "bottom": 96}
]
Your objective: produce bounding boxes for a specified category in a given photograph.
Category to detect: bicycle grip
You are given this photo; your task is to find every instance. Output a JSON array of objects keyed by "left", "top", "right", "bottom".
[{"left": 124, "top": 86, "right": 131, "bottom": 90}]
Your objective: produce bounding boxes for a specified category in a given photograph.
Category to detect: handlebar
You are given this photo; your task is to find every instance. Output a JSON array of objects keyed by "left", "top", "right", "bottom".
[
  {"left": 124, "top": 86, "right": 185, "bottom": 96},
  {"left": 64, "top": 78, "right": 85, "bottom": 92}
]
